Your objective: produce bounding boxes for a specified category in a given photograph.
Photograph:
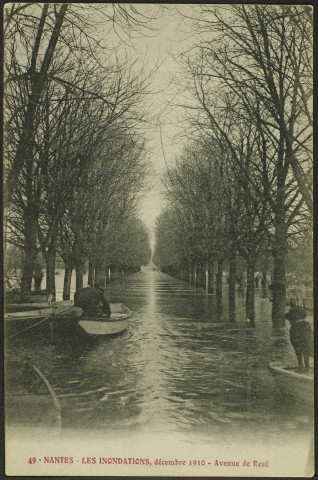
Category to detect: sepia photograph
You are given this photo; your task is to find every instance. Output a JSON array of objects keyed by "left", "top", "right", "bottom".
[{"left": 3, "top": 2, "right": 314, "bottom": 477}]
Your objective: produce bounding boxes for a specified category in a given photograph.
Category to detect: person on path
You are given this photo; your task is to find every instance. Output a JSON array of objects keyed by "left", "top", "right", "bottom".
[{"left": 285, "top": 305, "right": 313, "bottom": 373}]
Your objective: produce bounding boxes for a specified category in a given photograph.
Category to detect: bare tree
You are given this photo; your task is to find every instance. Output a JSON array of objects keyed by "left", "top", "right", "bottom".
[
  {"left": 4, "top": 2, "right": 162, "bottom": 202},
  {"left": 178, "top": 4, "right": 312, "bottom": 326},
  {"left": 4, "top": 3, "right": 159, "bottom": 295}
]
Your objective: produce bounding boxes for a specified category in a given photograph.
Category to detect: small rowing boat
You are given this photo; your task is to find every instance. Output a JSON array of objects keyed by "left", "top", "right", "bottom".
[
  {"left": 51, "top": 303, "right": 131, "bottom": 338},
  {"left": 5, "top": 308, "right": 56, "bottom": 321},
  {"left": 268, "top": 362, "right": 314, "bottom": 405},
  {"left": 5, "top": 300, "right": 73, "bottom": 313},
  {"left": 5, "top": 360, "right": 62, "bottom": 432},
  {"left": 78, "top": 303, "right": 131, "bottom": 335},
  {"left": 5, "top": 309, "right": 56, "bottom": 337},
  {"left": 5, "top": 304, "right": 74, "bottom": 337}
]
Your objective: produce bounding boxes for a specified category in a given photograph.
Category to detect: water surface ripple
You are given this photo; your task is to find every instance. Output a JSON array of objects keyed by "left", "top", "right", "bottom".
[{"left": 6, "top": 269, "right": 312, "bottom": 438}]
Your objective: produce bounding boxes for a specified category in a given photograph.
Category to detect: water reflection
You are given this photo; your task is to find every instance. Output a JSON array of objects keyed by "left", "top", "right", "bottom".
[{"left": 6, "top": 269, "right": 313, "bottom": 438}]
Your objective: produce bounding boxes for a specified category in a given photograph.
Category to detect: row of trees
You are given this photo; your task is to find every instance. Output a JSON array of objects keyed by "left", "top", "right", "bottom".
[
  {"left": 154, "top": 5, "right": 312, "bottom": 327},
  {"left": 6, "top": 211, "right": 151, "bottom": 297},
  {"left": 4, "top": 4, "right": 154, "bottom": 299}
]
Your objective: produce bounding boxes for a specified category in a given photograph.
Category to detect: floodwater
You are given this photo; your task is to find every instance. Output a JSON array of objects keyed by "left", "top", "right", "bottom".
[{"left": 5, "top": 268, "right": 313, "bottom": 441}]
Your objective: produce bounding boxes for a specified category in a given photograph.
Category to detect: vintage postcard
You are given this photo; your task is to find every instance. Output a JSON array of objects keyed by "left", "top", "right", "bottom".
[{"left": 3, "top": 3, "right": 314, "bottom": 477}]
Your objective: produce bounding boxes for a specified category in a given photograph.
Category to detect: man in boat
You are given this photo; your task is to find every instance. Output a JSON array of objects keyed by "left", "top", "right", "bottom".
[
  {"left": 74, "top": 285, "right": 111, "bottom": 318},
  {"left": 285, "top": 305, "right": 313, "bottom": 373}
]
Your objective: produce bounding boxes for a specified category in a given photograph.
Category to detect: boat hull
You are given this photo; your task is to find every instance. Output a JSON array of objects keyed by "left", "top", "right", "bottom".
[
  {"left": 78, "top": 304, "right": 131, "bottom": 336},
  {"left": 78, "top": 317, "right": 129, "bottom": 335},
  {"left": 49, "top": 303, "right": 131, "bottom": 338},
  {"left": 5, "top": 304, "right": 75, "bottom": 337},
  {"left": 5, "top": 308, "right": 56, "bottom": 321},
  {"left": 268, "top": 363, "right": 314, "bottom": 405},
  {"left": 5, "top": 309, "right": 56, "bottom": 336},
  {"left": 5, "top": 300, "right": 73, "bottom": 313}
]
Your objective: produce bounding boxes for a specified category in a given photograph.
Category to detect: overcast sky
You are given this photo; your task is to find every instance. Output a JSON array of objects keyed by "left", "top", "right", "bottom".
[{"left": 129, "top": 6, "right": 195, "bottom": 247}]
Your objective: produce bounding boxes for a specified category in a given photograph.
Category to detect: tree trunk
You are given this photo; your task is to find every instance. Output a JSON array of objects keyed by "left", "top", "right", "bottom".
[
  {"left": 216, "top": 259, "right": 223, "bottom": 318},
  {"left": 245, "top": 256, "right": 255, "bottom": 326},
  {"left": 209, "top": 263, "right": 214, "bottom": 293},
  {"left": 272, "top": 220, "right": 287, "bottom": 328},
  {"left": 261, "top": 270, "right": 267, "bottom": 288},
  {"left": 199, "top": 264, "right": 204, "bottom": 287},
  {"left": 34, "top": 274, "right": 43, "bottom": 292},
  {"left": 272, "top": 143, "right": 287, "bottom": 328},
  {"left": 205, "top": 263, "right": 209, "bottom": 293},
  {"left": 63, "top": 263, "right": 72, "bottom": 301},
  {"left": 75, "top": 264, "right": 84, "bottom": 293},
  {"left": 188, "top": 261, "right": 192, "bottom": 285},
  {"left": 21, "top": 202, "right": 37, "bottom": 294},
  {"left": 95, "top": 259, "right": 106, "bottom": 288},
  {"left": 88, "top": 258, "right": 95, "bottom": 286},
  {"left": 229, "top": 249, "right": 237, "bottom": 322},
  {"left": 197, "top": 264, "right": 200, "bottom": 286},
  {"left": 74, "top": 234, "right": 85, "bottom": 293},
  {"left": 106, "top": 267, "right": 111, "bottom": 284},
  {"left": 288, "top": 146, "right": 312, "bottom": 215},
  {"left": 21, "top": 248, "right": 37, "bottom": 294},
  {"left": 5, "top": 4, "right": 68, "bottom": 206},
  {"left": 45, "top": 250, "right": 56, "bottom": 299}
]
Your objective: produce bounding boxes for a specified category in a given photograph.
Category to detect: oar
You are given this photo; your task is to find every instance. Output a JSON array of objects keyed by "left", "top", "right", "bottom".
[{"left": 8, "top": 305, "right": 74, "bottom": 339}]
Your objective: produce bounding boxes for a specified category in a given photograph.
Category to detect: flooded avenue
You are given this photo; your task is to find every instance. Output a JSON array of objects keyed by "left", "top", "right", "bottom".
[{"left": 6, "top": 268, "right": 312, "bottom": 440}]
